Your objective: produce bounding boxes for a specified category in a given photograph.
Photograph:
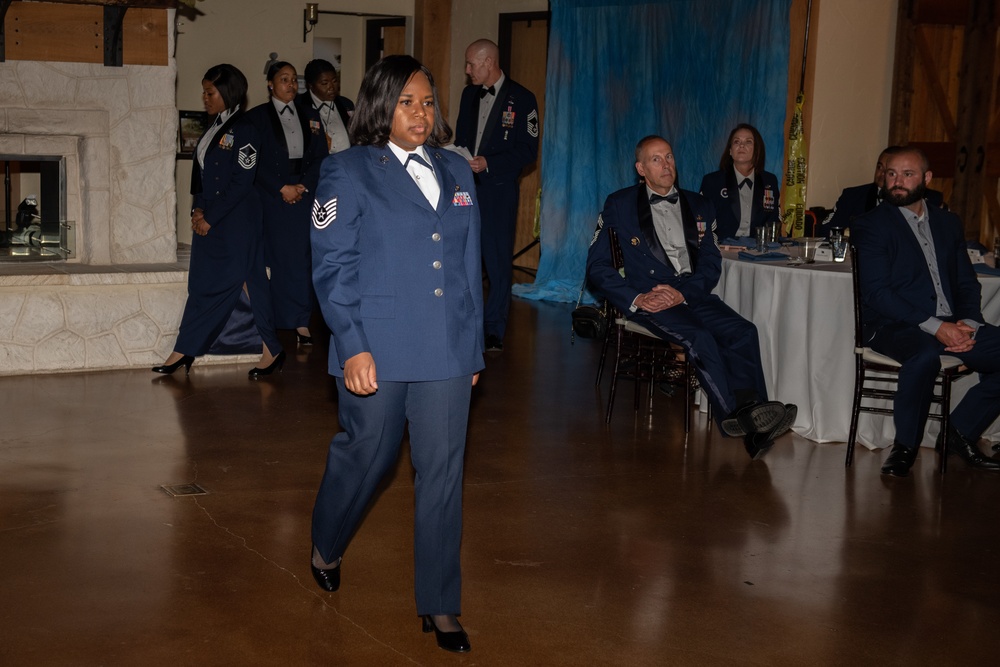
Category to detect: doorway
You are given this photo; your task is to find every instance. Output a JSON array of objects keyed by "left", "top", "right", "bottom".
[{"left": 499, "top": 11, "right": 549, "bottom": 279}]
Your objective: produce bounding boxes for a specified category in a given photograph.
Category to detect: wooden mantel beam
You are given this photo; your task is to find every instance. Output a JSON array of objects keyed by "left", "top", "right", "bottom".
[{"left": 17, "top": 0, "right": 181, "bottom": 8}]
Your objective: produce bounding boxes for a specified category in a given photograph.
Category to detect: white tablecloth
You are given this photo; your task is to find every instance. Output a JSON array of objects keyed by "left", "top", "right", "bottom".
[{"left": 713, "top": 251, "right": 1000, "bottom": 448}]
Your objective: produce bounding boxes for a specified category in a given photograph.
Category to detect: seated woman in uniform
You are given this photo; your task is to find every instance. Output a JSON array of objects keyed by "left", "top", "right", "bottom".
[{"left": 699, "top": 123, "right": 781, "bottom": 240}]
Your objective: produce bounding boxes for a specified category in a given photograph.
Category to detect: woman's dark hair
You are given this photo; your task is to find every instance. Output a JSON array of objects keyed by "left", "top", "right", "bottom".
[
  {"left": 203, "top": 64, "right": 248, "bottom": 112},
  {"left": 349, "top": 55, "right": 452, "bottom": 148},
  {"left": 304, "top": 59, "right": 337, "bottom": 86},
  {"left": 266, "top": 60, "right": 295, "bottom": 83},
  {"left": 719, "top": 123, "right": 766, "bottom": 174}
]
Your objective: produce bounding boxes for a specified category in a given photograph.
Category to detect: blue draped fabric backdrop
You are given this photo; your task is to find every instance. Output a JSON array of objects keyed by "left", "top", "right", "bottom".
[{"left": 513, "top": 0, "right": 793, "bottom": 303}]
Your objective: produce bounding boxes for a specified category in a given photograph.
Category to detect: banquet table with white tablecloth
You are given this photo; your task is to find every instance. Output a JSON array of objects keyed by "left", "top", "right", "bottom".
[{"left": 712, "top": 250, "right": 1000, "bottom": 449}]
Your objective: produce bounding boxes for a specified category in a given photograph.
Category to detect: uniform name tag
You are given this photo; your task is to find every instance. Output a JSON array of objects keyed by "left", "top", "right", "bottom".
[{"left": 453, "top": 191, "right": 473, "bottom": 206}]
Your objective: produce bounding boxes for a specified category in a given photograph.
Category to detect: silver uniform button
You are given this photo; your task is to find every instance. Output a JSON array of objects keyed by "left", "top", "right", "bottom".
[
  {"left": 432, "top": 261, "right": 442, "bottom": 269},
  {"left": 434, "top": 288, "right": 443, "bottom": 297},
  {"left": 432, "top": 233, "right": 441, "bottom": 241}
]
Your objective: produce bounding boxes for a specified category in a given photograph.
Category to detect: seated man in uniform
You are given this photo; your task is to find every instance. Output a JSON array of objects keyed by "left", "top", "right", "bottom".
[
  {"left": 820, "top": 145, "right": 945, "bottom": 236},
  {"left": 587, "top": 135, "right": 797, "bottom": 459},
  {"left": 852, "top": 145, "right": 1000, "bottom": 477}
]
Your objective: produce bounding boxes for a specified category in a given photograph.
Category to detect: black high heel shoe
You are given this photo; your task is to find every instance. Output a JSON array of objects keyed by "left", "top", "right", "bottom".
[
  {"left": 248, "top": 350, "right": 285, "bottom": 379},
  {"left": 296, "top": 333, "right": 313, "bottom": 346},
  {"left": 310, "top": 558, "right": 341, "bottom": 592},
  {"left": 421, "top": 615, "right": 471, "bottom": 653},
  {"left": 151, "top": 355, "right": 194, "bottom": 375}
]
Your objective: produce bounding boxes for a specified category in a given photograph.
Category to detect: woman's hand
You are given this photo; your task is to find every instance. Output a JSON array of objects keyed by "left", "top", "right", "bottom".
[
  {"left": 191, "top": 209, "right": 211, "bottom": 236},
  {"left": 281, "top": 184, "right": 307, "bottom": 204},
  {"left": 344, "top": 352, "right": 378, "bottom": 395}
]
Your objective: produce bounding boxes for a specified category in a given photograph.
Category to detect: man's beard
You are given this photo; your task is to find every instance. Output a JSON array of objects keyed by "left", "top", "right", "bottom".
[{"left": 885, "top": 181, "right": 927, "bottom": 207}]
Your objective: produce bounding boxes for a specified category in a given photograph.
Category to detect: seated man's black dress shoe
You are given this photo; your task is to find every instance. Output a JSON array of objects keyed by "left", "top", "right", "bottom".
[
  {"left": 741, "top": 404, "right": 798, "bottom": 460},
  {"left": 943, "top": 426, "right": 1000, "bottom": 470},
  {"left": 310, "top": 559, "right": 340, "bottom": 592},
  {"left": 743, "top": 431, "right": 774, "bottom": 460},
  {"left": 421, "top": 615, "right": 471, "bottom": 653},
  {"left": 485, "top": 334, "right": 503, "bottom": 352},
  {"left": 721, "top": 400, "right": 786, "bottom": 437},
  {"left": 881, "top": 443, "right": 918, "bottom": 477}
]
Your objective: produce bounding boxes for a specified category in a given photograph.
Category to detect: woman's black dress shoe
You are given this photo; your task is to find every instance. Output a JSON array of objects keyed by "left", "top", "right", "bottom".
[
  {"left": 421, "top": 615, "right": 471, "bottom": 653},
  {"left": 248, "top": 350, "right": 285, "bottom": 379},
  {"left": 151, "top": 355, "right": 194, "bottom": 375},
  {"left": 296, "top": 333, "right": 313, "bottom": 346},
  {"left": 310, "top": 560, "right": 340, "bottom": 592}
]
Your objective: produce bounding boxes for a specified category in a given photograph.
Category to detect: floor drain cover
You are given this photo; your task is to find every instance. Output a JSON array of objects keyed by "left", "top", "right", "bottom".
[{"left": 161, "top": 483, "right": 208, "bottom": 497}]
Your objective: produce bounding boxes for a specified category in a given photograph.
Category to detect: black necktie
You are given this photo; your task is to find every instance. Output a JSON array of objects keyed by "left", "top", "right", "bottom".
[
  {"left": 650, "top": 192, "right": 679, "bottom": 205},
  {"left": 280, "top": 105, "right": 293, "bottom": 115},
  {"left": 479, "top": 85, "right": 496, "bottom": 99},
  {"left": 739, "top": 178, "right": 752, "bottom": 190}
]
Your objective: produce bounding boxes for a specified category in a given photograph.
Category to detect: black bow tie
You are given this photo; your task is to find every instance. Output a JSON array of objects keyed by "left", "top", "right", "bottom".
[
  {"left": 650, "top": 192, "right": 679, "bottom": 205},
  {"left": 405, "top": 153, "right": 432, "bottom": 170},
  {"left": 739, "top": 178, "right": 752, "bottom": 190},
  {"left": 318, "top": 102, "right": 330, "bottom": 111},
  {"left": 280, "top": 105, "right": 293, "bottom": 115},
  {"left": 479, "top": 85, "right": 496, "bottom": 99}
]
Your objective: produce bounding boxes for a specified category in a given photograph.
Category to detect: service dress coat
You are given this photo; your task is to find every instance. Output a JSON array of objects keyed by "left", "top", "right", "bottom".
[
  {"left": 699, "top": 168, "right": 781, "bottom": 240},
  {"left": 175, "top": 112, "right": 281, "bottom": 357},
  {"left": 245, "top": 100, "right": 329, "bottom": 330},
  {"left": 294, "top": 91, "right": 354, "bottom": 153},
  {"left": 309, "top": 143, "right": 484, "bottom": 616},
  {"left": 454, "top": 76, "right": 539, "bottom": 340},
  {"left": 587, "top": 184, "right": 769, "bottom": 421}
]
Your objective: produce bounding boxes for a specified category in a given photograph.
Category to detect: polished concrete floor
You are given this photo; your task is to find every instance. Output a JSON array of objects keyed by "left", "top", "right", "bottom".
[{"left": 3, "top": 298, "right": 1000, "bottom": 666}]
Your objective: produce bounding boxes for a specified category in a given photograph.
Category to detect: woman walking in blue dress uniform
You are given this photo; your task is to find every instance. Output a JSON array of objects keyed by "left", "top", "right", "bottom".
[
  {"left": 153, "top": 64, "right": 285, "bottom": 379},
  {"left": 307, "top": 55, "right": 484, "bottom": 653},
  {"left": 245, "top": 61, "right": 329, "bottom": 346}
]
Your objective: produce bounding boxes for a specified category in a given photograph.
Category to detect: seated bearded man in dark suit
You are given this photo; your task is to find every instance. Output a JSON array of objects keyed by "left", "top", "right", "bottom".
[
  {"left": 852, "top": 146, "right": 1000, "bottom": 477},
  {"left": 820, "top": 145, "right": 945, "bottom": 236},
  {"left": 587, "top": 135, "right": 797, "bottom": 459}
]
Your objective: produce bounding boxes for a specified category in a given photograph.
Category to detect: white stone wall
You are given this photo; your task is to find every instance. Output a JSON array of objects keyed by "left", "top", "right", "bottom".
[
  {"left": 0, "top": 270, "right": 188, "bottom": 374},
  {"left": 0, "top": 60, "right": 178, "bottom": 265},
  {"left": 0, "top": 45, "right": 195, "bottom": 374}
]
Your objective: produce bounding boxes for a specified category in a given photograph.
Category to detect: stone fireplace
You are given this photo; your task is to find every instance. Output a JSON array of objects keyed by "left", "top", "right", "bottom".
[{"left": 0, "top": 58, "right": 191, "bottom": 374}]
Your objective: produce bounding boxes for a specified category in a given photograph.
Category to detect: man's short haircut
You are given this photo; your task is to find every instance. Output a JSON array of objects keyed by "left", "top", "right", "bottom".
[
  {"left": 634, "top": 135, "right": 667, "bottom": 162},
  {"left": 304, "top": 59, "right": 338, "bottom": 86},
  {"left": 885, "top": 145, "right": 930, "bottom": 173},
  {"left": 202, "top": 63, "right": 248, "bottom": 112},
  {"left": 349, "top": 55, "right": 452, "bottom": 148}
]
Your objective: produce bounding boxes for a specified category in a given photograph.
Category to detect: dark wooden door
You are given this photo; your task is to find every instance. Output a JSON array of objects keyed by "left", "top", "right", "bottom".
[{"left": 889, "top": 0, "right": 999, "bottom": 242}]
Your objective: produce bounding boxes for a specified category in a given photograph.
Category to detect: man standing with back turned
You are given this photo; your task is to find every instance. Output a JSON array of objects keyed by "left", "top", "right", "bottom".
[
  {"left": 455, "top": 38, "right": 539, "bottom": 352},
  {"left": 852, "top": 146, "right": 1000, "bottom": 476}
]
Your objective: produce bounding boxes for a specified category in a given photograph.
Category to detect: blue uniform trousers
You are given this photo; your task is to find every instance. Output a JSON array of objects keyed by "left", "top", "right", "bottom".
[
  {"left": 311, "top": 375, "right": 472, "bottom": 615},
  {"left": 633, "top": 295, "right": 769, "bottom": 426}
]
